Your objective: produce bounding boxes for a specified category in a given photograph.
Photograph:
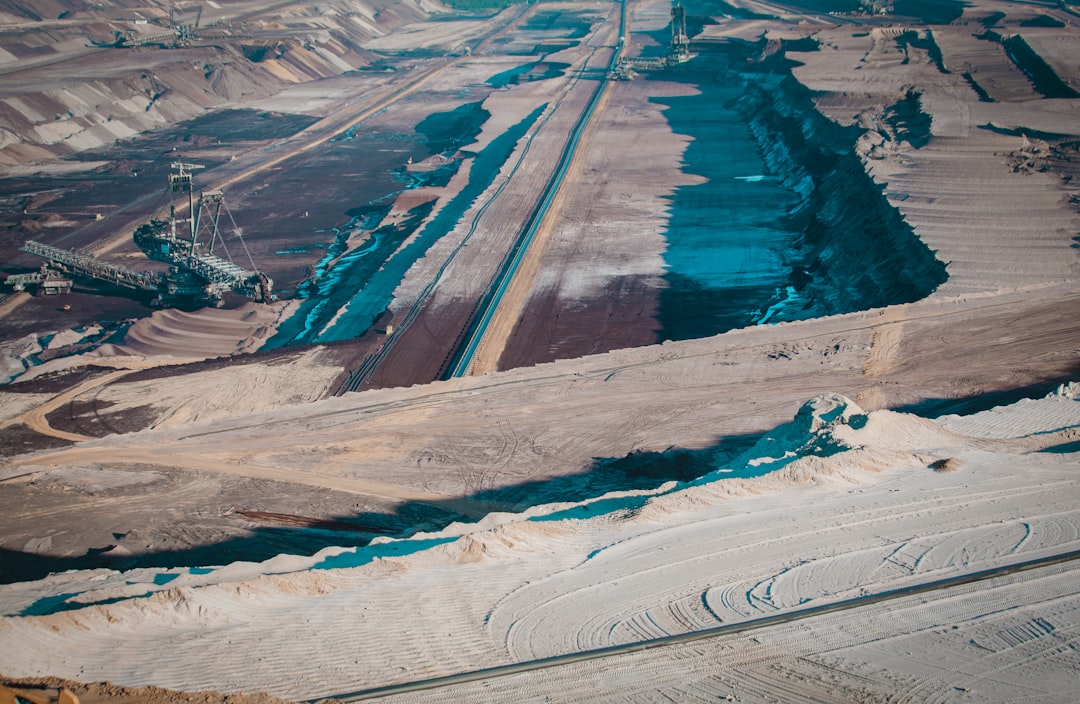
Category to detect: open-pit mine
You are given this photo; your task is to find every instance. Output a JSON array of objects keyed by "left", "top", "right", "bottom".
[{"left": 1, "top": 0, "right": 1079, "bottom": 702}]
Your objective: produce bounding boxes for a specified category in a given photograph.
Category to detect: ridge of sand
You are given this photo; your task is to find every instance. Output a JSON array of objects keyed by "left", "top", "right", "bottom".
[
  {"left": 1, "top": 2, "right": 1079, "bottom": 701},
  {"left": 0, "top": 388, "right": 1077, "bottom": 701}
]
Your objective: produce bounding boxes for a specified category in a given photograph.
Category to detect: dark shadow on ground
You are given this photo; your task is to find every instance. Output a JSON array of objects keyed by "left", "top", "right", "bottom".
[
  {"left": 5, "top": 378, "right": 1078, "bottom": 607},
  {"left": 0, "top": 432, "right": 760, "bottom": 596},
  {"left": 890, "top": 373, "right": 1078, "bottom": 418}
]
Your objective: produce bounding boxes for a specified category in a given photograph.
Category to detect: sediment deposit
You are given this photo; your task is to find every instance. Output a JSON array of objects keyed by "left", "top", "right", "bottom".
[{"left": 1, "top": 0, "right": 1079, "bottom": 701}]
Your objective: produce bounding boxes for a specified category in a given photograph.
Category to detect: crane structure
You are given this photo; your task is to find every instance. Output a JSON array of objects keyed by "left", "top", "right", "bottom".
[
  {"left": 611, "top": 2, "right": 691, "bottom": 79},
  {"left": 110, "top": 4, "right": 224, "bottom": 48},
  {"left": 670, "top": 2, "right": 689, "bottom": 63},
  {"left": 7, "top": 160, "right": 272, "bottom": 308}
]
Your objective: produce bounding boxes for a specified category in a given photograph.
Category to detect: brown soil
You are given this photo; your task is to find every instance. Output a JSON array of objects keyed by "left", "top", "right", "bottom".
[
  {"left": 1, "top": 677, "right": 303, "bottom": 704},
  {"left": 1, "top": 1, "right": 1079, "bottom": 700}
]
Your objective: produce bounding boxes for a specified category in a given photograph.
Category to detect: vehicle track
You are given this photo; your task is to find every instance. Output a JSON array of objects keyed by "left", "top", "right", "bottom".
[
  {"left": 337, "top": 85, "right": 559, "bottom": 393},
  {"left": 0, "top": 369, "right": 137, "bottom": 443},
  {"left": 164, "top": 287, "right": 1076, "bottom": 441},
  {"left": 86, "top": 3, "right": 533, "bottom": 258},
  {"left": 490, "top": 480, "right": 1080, "bottom": 659},
  {"left": 337, "top": 2, "right": 625, "bottom": 392},
  {"left": 319, "top": 548, "right": 1080, "bottom": 702}
]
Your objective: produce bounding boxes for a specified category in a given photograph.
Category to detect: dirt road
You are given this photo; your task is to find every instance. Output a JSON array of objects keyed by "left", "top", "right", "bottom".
[{"left": 0, "top": 369, "right": 137, "bottom": 442}]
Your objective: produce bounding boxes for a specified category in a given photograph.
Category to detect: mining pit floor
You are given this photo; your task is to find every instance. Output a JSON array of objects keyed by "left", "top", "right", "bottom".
[{"left": 1, "top": 0, "right": 1080, "bottom": 701}]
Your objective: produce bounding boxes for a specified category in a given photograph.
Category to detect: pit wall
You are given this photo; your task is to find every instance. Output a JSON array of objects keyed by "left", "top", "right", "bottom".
[
  {"left": 735, "top": 72, "right": 948, "bottom": 318},
  {"left": 0, "top": 0, "right": 439, "bottom": 168}
]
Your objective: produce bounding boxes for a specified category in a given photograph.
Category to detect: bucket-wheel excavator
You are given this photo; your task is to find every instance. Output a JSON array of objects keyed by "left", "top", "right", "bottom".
[{"left": 6, "top": 160, "right": 272, "bottom": 308}]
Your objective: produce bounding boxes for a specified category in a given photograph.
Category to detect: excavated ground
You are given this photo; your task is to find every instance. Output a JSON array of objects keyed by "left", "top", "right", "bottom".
[{"left": 1, "top": 0, "right": 1079, "bottom": 700}]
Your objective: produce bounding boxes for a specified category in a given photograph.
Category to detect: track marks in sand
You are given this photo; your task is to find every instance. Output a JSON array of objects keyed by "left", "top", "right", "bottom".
[
  {"left": 865, "top": 321, "right": 903, "bottom": 377},
  {"left": 5, "top": 400, "right": 1080, "bottom": 699},
  {"left": 493, "top": 460, "right": 1080, "bottom": 663},
  {"left": 395, "top": 564, "right": 1080, "bottom": 704},
  {"left": 12, "top": 443, "right": 493, "bottom": 520},
  {"left": 864, "top": 307, "right": 905, "bottom": 379},
  {"left": 0, "top": 369, "right": 136, "bottom": 442}
]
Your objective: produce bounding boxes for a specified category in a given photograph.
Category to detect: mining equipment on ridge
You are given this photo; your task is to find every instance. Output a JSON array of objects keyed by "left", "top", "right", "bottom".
[
  {"left": 612, "top": 1, "right": 691, "bottom": 79},
  {"left": 6, "top": 160, "right": 272, "bottom": 308},
  {"left": 670, "top": 1, "right": 689, "bottom": 62},
  {"left": 104, "top": 5, "right": 235, "bottom": 49}
]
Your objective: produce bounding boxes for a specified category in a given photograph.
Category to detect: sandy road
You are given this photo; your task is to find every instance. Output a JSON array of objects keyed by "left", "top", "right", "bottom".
[
  {"left": 0, "top": 45, "right": 106, "bottom": 77},
  {"left": 0, "top": 369, "right": 137, "bottom": 442},
  {"left": 15, "top": 285, "right": 1076, "bottom": 501},
  {"left": 0, "top": 292, "right": 31, "bottom": 321},
  {"left": 324, "top": 549, "right": 1080, "bottom": 702},
  {"left": 385, "top": 5, "right": 627, "bottom": 380},
  {"left": 8, "top": 442, "right": 501, "bottom": 519},
  {"left": 466, "top": 83, "right": 617, "bottom": 376},
  {"left": 862, "top": 305, "right": 909, "bottom": 398},
  {"left": 462, "top": 6, "right": 624, "bottom": 377},
  {"left": 349, "top": 5, "right": 626, "bottom": 389}
]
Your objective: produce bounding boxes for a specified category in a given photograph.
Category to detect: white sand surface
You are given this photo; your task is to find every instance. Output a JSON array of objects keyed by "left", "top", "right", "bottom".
[
  {"left": 790, "top": 24, "right": 1080, "bottom": 299},
  {"left": 119, "top": 303, "right": 290, "bottom": 359},
  {"left": 361, "top": 18, "right": 494, "bottom": 53},
  {"left": 867, "top": 136, "right": 1079, "bottom": 295},
  {"left": 1, "top": 3, "right": 1079, "bottom": 701},
  {"left": 1, "top": 388, "right": 1077, "bottom": 701},
  {"left": 88, "top": 345, "right": 343, "bottom": 429},
  {"left": 0, "top": 391, "right": 52, "bottom": 424},
  {"left": 6, "top": 302, "right": 296, "bottom": 385},
  {"left": 1017, "top": 30, "right": 1080, "bottom": 89}
]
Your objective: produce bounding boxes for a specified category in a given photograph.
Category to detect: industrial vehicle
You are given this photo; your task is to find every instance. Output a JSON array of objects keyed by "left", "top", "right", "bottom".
[{"left": 6, "top": 160, "right": 272, "bottom": 309}]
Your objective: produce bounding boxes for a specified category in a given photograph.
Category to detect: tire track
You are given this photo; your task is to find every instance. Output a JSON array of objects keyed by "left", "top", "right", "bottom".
[
  {"left": 322, "top": 549, "right": 1080, "bottom": 702},
  {"left": 0, "top": 369, "right": 137, "bottom": 442}
]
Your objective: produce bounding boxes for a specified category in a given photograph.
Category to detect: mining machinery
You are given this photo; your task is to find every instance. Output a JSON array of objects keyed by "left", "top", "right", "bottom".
[
  {"left": 6, "top": 160, "right": 272, "bottom": 308},
  {"left": 670, "top": 2, "right": 690, "bottom": 63},
  {"left": 107, "top": 4, "right": 225, "bottom": 49},
  {"left": 611, "top": 2, "right": 690, "bottom": 79}
]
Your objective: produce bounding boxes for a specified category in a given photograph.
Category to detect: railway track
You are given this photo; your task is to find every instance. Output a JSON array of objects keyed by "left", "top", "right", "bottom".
[
  {"left": 316, "top": 547, "right": 1080, "bottom": 702},
  {"left": 337, "top": 2, "right": 626, "bottom": 393},
  {"left": 445, "top": 4, "right": 627, "bottom": 379},
  {"left": 336, "top": 101, "right": 550, "bottom": 393}
]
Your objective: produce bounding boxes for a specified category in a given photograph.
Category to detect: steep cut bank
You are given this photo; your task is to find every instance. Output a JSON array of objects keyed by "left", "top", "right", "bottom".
[
  {"left": 655, "top": 38, "right": 948, "bottom": 340},
  {"left": 495, "top": 37, "right": 951, "bottom": 368},
  {"left": 733, "top": 66, "right": 948, "bottom": 324}
]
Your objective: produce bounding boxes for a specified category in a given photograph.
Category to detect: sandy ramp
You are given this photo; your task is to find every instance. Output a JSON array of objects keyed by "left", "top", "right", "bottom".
[
  {"left": 87, "top": 346, "right": 344, "bottom": 429},
  {"left": 868, "top": 137, "right": 1079, "bottom": 295},
  {"left": 8, "top": 301, "right": 296, "bottom": 385}
]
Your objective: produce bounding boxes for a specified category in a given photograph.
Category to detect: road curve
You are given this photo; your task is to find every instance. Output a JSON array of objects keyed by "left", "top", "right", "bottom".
[
  {"left": 0, "top": 369, "right": 138, "bottom": 443},
  {"left": 89, "top": 4, "right": 532, "bottom": 257}
]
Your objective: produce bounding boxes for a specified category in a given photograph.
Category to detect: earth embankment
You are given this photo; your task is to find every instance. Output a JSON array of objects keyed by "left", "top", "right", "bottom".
[
  {"left": 737, "top": 72, "right": 948, "bottom": 322},
  {"left": 494, "top": 40, "right": 950, "bottom": 372},
  {"left": 0, "top": 0, "right": 442, "bottom": 168}
]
